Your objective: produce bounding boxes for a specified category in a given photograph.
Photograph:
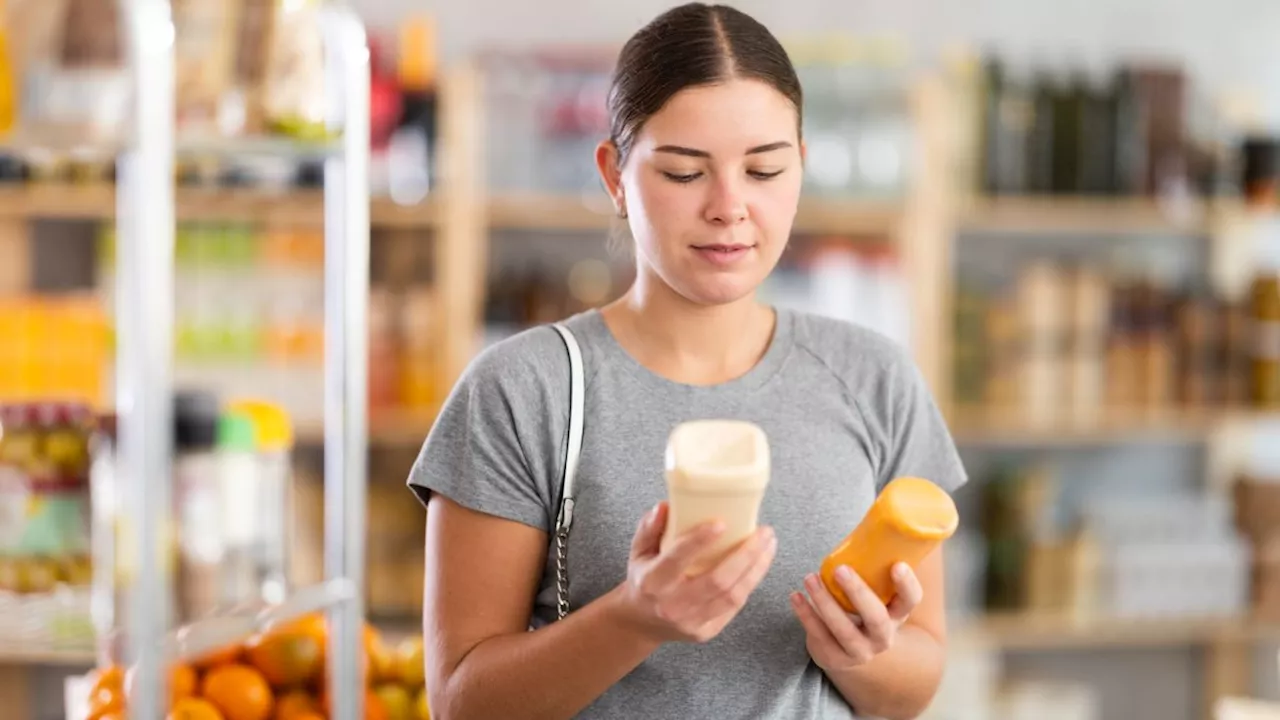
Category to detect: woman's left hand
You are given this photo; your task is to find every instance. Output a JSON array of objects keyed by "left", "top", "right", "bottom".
[{"left": 790, "top": 563, "right": 923, "bottom": 673}]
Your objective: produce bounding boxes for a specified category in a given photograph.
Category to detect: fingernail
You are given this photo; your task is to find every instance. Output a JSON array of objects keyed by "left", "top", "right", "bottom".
[
  {"left": 893, "top": 563, "right": 910, "bottom": 580},
  {"left": 836, "top": 565, "right": 855, "bottom": 583}
]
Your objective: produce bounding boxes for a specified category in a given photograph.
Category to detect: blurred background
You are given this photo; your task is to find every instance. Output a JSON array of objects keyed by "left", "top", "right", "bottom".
[{"left": 2, "top": 1, "right": 1280, "bottom": 719}]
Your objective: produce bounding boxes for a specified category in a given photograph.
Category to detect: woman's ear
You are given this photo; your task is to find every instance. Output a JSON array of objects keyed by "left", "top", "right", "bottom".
[{"left": 595, "top": 140, "right": 625, "bottom": 216}]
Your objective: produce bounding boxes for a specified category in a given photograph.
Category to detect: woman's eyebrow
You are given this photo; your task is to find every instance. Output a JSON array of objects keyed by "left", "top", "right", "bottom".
[{"left": 653, "top": 140, "right": 793, "bottom": 158}]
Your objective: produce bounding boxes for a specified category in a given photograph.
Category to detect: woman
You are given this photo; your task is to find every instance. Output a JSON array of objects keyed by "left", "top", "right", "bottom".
[{"left": 409, "top": 4, "right": 967, "bottom": 719}]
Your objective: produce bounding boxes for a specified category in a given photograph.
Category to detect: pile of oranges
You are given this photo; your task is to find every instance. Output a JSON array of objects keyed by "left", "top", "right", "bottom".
[{"left": 83, "top": 613, "right": 430, "bottom": 720}]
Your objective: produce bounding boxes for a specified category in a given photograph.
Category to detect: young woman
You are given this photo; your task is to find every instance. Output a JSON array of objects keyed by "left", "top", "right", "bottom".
[{"left": 410, "top": 4, "right": 967, "bottom": 719}]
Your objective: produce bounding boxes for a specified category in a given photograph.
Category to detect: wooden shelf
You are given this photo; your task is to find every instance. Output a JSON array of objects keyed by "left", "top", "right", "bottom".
[
  {"left": 487, "top": 193, "right": 904, "bottom": 236},
  {"left": 0, "top": 642, "right": 94, "bottom": 667},
  {"left": 956, "top": 612, "right": 1279, "bottom": 650},
  {"left": 0, "top": 184, "right": 440, "bottom": 228},
  {"left": 959, "top": 195, "right": 1217, "bottom": 236},
  {"left": 947, "top": 406, "right": 1277, "bottom": 446}
]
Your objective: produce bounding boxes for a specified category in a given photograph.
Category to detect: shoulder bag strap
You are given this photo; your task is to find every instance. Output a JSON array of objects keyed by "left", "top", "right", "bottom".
[{"left": 551, "top": 322, "right": 585, "bottom": 620}]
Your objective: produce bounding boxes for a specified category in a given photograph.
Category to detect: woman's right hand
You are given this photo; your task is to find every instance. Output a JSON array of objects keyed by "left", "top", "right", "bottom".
[{"left": 614, "top": 501, "right": 777, "bottom": 644}]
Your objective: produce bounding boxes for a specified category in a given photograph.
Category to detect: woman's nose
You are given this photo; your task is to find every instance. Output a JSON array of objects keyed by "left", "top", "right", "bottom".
[{"left": 703, "top": 177, "right": 748, "bottom": 225}]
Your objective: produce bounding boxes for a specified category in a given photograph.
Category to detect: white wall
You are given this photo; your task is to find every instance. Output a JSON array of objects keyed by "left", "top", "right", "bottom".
[{"left": 354, "top": 0, "right": 1280, "bottom": 125}]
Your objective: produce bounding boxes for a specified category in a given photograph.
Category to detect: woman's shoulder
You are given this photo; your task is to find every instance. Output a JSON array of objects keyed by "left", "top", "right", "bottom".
[
  {"left": 462, "top": 322, "right": 575, "bottom": 387},
  {"left": 783, "top": 308, "right": 915, "bottom": 382}
]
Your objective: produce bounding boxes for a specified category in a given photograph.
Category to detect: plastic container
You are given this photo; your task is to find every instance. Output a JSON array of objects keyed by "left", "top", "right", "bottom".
[
  {"left": 216, "top": 410, "right": 261, "bottom": 605},
  {"left": 226, "top": 399, "right": 295, "bottom": 604},
  {"left": 661, "top": 420, "right": 771, "bottom": 575},
  {"left": 821, "top": 476, "right": 959, "bottom": 611},
  {"left": 174, "top": 391, "right": 223, "bottom": 622}
]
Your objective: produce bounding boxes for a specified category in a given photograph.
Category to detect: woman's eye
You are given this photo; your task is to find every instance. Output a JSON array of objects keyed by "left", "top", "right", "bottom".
[
  {"left": 749, "top": 169, "right": 785, "bottom": 180},
  {"left": 661, "top": 171, "right": 702, "bottom": 183}
]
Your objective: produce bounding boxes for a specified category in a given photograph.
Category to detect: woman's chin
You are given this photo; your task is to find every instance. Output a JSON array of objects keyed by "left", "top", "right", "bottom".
[{"left": 675, "top": 277, "right": 758, "bottom": 307}]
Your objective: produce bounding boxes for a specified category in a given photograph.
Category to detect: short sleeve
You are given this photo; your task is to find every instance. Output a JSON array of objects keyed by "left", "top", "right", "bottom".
[
  {"left": 406, "top": 340, "right": 561, "bottom": 532},
  {"left": 876, "top": 351, "right": 968, "bottom": 495}
]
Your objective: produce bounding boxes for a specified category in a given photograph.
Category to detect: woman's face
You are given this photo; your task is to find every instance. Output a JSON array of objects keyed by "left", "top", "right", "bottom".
[{"left": 598, "top": 78, "right": 804, "bottom": 307}]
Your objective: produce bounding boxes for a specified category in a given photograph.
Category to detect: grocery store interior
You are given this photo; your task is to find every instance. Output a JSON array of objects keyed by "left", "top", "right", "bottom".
[{"left": 4, "top": 0, "right": 1280, "bottom": 719}]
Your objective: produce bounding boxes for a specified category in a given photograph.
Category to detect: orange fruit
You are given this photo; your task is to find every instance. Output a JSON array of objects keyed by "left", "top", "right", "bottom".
[
  {"left": 366, "top": 690, "right": 389, "bottom": 720},
  {"left": 246, "top": 618, "right": 325, "bottom": 688},
  {"left": 168, "top": 697, "right": 225, "bottom": 720},
  {"left": 90, "top": 666, "right": 126, "bottom": 697},
  {"left": 272, "top": 690, "right": 320, "bottom": 720},
  {"left": 171, "top": 664, "right": 198, "bottom": 703},
  {"left": 87, "top": 684, "right": 125, "bottom": 720},
  {"left": 125, "top": 663, "right": 198, "bottom": 705},
  {"left": 201, "top": 664, "right": 274, "bottom": 720}
]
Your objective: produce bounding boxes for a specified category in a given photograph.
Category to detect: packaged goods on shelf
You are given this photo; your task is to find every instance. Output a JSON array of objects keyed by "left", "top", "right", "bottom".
[
  {"left": 953, "top": 251, "right": 1258, "bottom": 422},
  {"left": 1081, "top": 492, "right": 1251, "bottom": 619},
  {"left": 789, "top": 36, "right": 914, "bottom": 200},
  {"left": 950, "top": 53, "right": 1233, "bottom": 201},
  {"left": 0, "top": 295, "right": 109, "bottom": 408},
  {"left": 91, "top": 392, "right": 301, "bottom": 651},
  {"left": 0, "top": 401, "right": 97, "bottom": 652},
  {"left": 480, "top": 49, "right": 612, "bottom": 195},
  {"left": 1233, "top": 471, "right": 1280, "bottom": 621},
  {"left": 761, "top": 240, "right": 911, "bottom": 348}
]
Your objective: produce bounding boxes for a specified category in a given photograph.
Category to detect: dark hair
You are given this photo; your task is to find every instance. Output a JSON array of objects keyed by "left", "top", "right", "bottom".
[{"left": 607, "top": 3, "right": 803, "bottom": 166}]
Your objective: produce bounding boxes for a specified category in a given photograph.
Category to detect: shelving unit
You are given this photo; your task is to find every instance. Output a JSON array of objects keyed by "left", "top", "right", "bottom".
[{"left": 1, "top": 24, "right": 1276, "bottom": 720}]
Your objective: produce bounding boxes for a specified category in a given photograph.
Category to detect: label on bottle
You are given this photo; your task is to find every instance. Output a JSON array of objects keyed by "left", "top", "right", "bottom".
[{"left": 1256, "top": 320, "right": 1280, "bottom": 360}]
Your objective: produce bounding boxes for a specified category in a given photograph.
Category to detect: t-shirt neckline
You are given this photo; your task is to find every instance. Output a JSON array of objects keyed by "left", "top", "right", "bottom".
[{"left": 579, "top": 305, "right": 794, "bottom": 397}]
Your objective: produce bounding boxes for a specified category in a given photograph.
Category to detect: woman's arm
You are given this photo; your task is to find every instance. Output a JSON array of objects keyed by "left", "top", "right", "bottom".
[
  {"left": 425, "top": 496, "right": 777, "bottom": 720},
  {"left": 792, "top": 549, "right": 949, "bottom": 720}
]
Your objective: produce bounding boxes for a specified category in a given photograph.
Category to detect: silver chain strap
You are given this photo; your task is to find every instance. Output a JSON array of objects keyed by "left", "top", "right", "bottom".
[
  {"left": 555, "top": 525, "right": 571, "bottom": 620},
  {"left": 551, "top": 322, "right": 584, "bottom": 622}
]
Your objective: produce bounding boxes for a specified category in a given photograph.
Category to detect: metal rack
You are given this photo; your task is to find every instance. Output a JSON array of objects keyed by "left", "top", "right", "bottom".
[{"left": 112, "top": 2, "right": 371, "bottom": 718}]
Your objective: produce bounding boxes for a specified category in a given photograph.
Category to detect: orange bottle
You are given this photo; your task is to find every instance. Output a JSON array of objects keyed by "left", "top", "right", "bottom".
[{"left": 820, "top": 476, "right": 959, "bottom": 611}]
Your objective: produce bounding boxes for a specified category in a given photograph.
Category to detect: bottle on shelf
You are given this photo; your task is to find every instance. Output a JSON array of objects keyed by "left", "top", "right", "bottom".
[{"left": 1242, "top": 137, "right": 1280, "bottom": 408}]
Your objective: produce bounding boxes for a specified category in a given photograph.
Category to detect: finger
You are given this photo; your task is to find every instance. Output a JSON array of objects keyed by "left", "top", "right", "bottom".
[
  {"left": 629, "top": 502, "right": 667, "bottom": 560},
  {"left": 790, "top": 591, "right": 845, "bottom": 658},
  {"left": 803, "top": 573, "right": 875, "bottom": 662},
  {"left": 885, "top": 562, "right": 924, "bottom": 622},
  {"left": 644, "top": 520, "right": 726, "bottom": 589},
  {"left": 833, "top": 566, "right": 894, "bottom": 650},
  {"left": 688, "top": 527, "right": 776, "bottom": 616}
]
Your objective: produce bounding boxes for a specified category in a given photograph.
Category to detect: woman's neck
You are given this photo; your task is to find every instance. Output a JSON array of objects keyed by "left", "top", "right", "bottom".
[{"left": 600, "top": 270, "right": 777, "bottom": 386}]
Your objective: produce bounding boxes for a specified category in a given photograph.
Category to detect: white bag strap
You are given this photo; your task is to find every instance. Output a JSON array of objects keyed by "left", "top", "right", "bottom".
[{"left": 551, "top": 322, "right": 584, "bottom": 619}]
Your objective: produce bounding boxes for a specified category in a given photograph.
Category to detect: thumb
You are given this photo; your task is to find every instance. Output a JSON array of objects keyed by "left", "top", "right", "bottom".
[{"left": 630, "top": 501, "right": 668, "bottom": 559}]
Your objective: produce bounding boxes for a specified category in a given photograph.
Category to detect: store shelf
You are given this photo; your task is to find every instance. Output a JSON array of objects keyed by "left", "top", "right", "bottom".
[
  {"left": 948, "top": 405, "right": 1277, "bottom": 446},
  {"left": 0, "top": 184, "right": 440, "bottom": 228},
  {"left": 957, "top": 612, "right": 1280, "bottom": 650},
  {"left": 0, "top": 642, "right": 94, "bottom": 667},
  {"left": 0, "top": 127, "right": 341, "bottom": 162},
  {"left": 487, "top": 193, "right": 903, "bottom": 236},
  {"left": 959, "top": 195, "right": 1216, "bottom": 236}
]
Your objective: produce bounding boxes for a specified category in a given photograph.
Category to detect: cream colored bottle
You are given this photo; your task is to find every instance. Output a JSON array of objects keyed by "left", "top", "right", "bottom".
[{"left": 661, "top": 420, "right": 770, "bottom": 575}]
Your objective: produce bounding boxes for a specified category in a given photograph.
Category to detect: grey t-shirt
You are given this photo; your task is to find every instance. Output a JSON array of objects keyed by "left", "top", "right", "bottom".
[{"left": 408, "top": 307, "right": 967, "bottom": 719}]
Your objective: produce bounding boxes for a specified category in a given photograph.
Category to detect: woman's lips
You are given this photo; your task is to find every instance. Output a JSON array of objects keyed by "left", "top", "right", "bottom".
[{"left": 691, "top": 243, "right": 755, "bottom": 267}]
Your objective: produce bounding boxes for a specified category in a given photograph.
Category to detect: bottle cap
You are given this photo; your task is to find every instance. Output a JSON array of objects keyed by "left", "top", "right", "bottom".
[
  {"left": 175, "top": 390, "right": 219, "bottom": 451},
  {"left": 226, "top": 398, "right": 294, "bottom": 451},
  {"left": 217, "top": 411, "right": 257, "bottom": 452}
]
